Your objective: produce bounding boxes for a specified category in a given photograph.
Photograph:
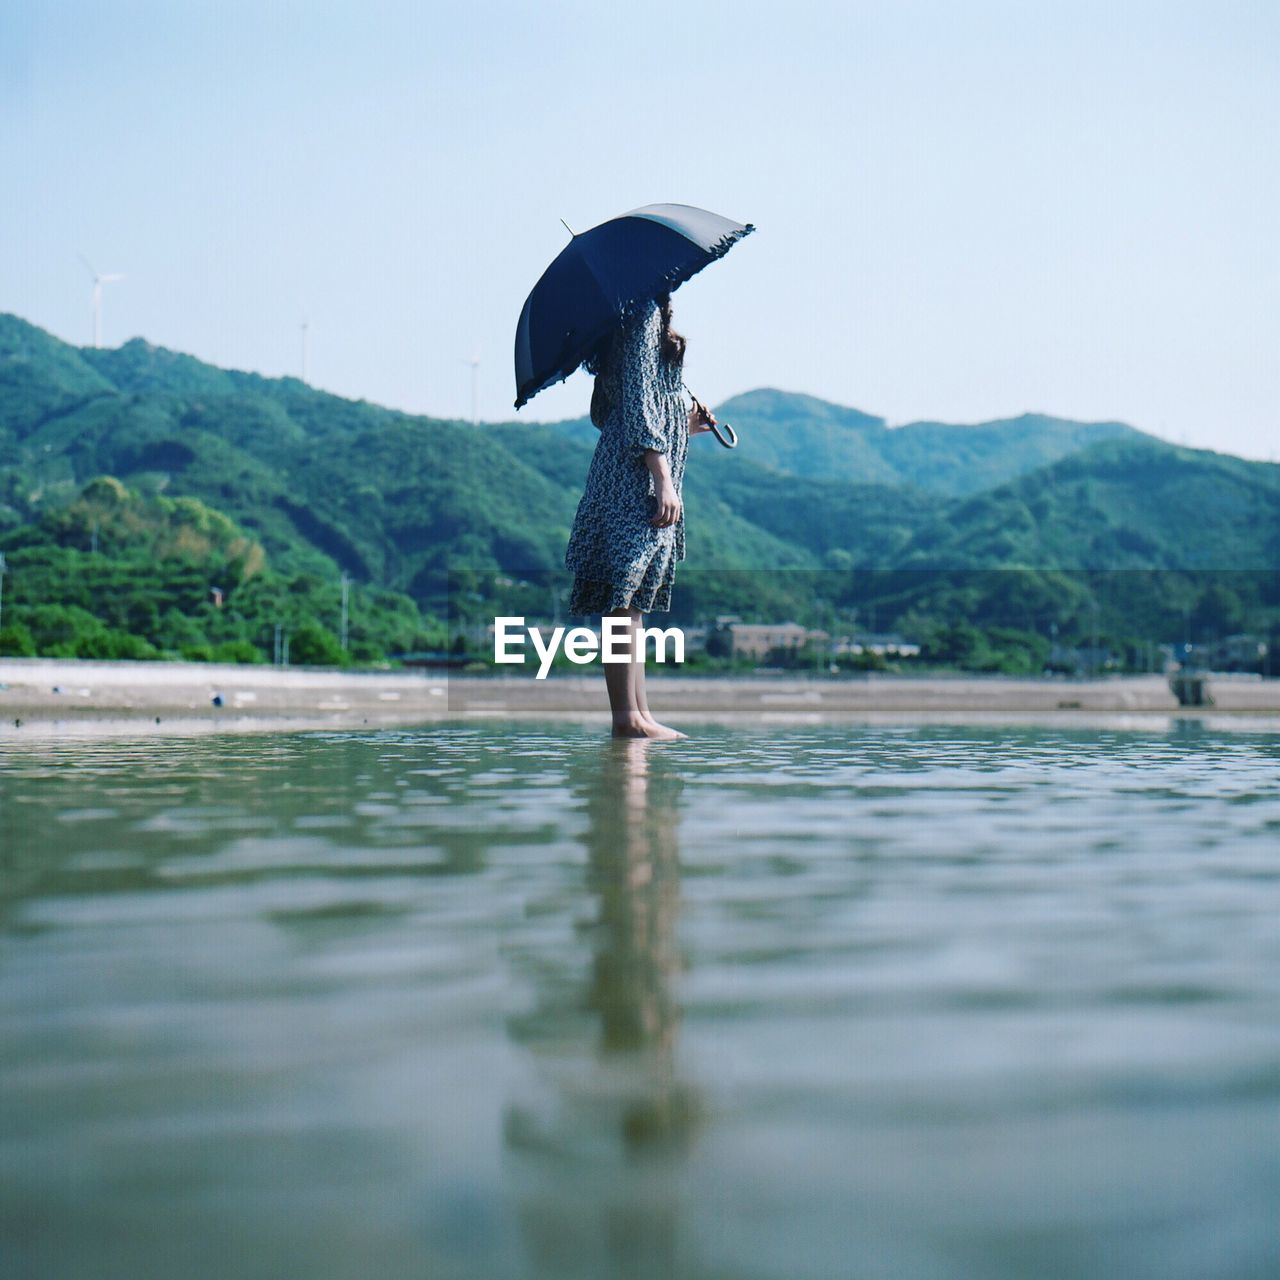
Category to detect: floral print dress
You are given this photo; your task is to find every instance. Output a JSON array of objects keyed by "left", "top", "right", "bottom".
[{"left": 565, "top": 296, "right": 691, "bottom": 615}]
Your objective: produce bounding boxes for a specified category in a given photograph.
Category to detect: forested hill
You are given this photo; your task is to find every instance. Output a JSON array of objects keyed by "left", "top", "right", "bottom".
[
  {"left": 531, "top": 387, "right": 1144, "bottom": 496},
  {"left": 2, "top": 313, "right": 1277, "bottom": 626}
]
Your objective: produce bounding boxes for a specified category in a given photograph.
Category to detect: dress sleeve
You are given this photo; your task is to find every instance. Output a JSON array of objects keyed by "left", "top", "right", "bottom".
[{"left": 618, "top": 299, "right": 668, "bottom": 456}]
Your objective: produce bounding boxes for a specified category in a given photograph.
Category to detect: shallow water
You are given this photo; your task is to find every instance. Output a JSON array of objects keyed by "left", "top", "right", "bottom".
[{"left": 2, "top": 721, "right": 1279, "bottom": 1280}]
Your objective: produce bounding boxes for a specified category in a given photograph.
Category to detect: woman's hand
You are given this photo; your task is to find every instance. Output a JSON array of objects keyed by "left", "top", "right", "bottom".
[
  {"left": 688, "top": 398, "right": 717, "bottom": 435},
  {"left": 644, "top": 449, "right": 681, "bottom": 527},
  {"left": 648, "top": 477, "right": 681, "bottom": 528},
  {"left": 651, "top": 477, "right": 682, "bottom": 527}
]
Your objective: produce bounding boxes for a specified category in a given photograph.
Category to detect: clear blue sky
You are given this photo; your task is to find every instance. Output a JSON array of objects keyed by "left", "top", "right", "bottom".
[{"left": 2, "top": 0, "right": 1276, "bottom": 459}]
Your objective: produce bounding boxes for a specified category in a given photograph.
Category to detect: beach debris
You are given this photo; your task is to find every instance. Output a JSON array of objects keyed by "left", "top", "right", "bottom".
[{"left": 211, "top": 693, "right": 224, "bottom": 707}]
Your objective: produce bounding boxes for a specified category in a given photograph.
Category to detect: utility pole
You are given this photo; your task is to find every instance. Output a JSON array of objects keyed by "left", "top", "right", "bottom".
[
  {"left": 274, "top": 622, "right": 282, "bottom": 666},
  {"left": 461, "top": 351, "right": 480, "bottom": 425},
  {"left": 0, "top": 552, "right": 7, "bottom": 630},
  {"left": 340, "top": 571, "right": 350, "bottom": 650},
  {"left": 1091, "top": 599, "right": 1100, "bottom": 677}
]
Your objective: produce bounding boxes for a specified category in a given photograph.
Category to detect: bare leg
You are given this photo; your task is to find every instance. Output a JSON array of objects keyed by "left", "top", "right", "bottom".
[
  {"left": 602, "top": 608, "right": 684, "bottom": 739},
  {"left": 631, "top": 613, "right": 686, "bottom": 740},
  {"left": 603, "top": 608, "right": 652, "bottom": 737}
]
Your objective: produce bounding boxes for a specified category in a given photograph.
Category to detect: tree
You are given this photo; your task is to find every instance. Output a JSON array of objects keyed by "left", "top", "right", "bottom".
[
  {"left": 288, "top": 621, "right": 347, "bottom": 666},
  {"left": 1191, "top": 583, "right": 1245, "bottom": 641},
  {"left": 0, "top": 622, "right": 36, "bottom": 656}
]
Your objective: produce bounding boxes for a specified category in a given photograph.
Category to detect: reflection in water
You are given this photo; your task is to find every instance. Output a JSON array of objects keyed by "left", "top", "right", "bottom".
[
  {"left": 505, "top": 740, "right": 697, "bottom": 1279},
  {"left": 587, "top": 742, "right": 694, "bottom": 1148}
]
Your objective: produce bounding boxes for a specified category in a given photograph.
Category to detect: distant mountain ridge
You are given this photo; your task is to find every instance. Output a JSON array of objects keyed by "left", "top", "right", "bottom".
[
  {"left": 0, "top": 312, "right": 1197, "bottom": 497},
  {"left": 1, "top": 315, "right": 1276, "bottom": 628},
  {"left": 534, "top": 386, "right": 1145, "bottom": 497}
]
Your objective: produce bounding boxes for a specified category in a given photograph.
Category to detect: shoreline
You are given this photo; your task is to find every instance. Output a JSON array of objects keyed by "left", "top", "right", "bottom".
[{"left": 2, "top": 658, "right": 1278, "bottom": 736}]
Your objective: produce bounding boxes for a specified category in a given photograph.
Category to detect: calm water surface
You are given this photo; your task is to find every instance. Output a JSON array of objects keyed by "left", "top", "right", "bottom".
[{"left": 2, "top": 721, "right": 1279, "bottom": 1279}]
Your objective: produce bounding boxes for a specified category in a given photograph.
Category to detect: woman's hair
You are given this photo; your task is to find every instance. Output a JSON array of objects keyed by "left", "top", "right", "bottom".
[
  {"left": 587, "top": 290, "right": 685, "bottom": 428},
  {"left": 656, "top": 291, "right": 687, "bottom": 369}
]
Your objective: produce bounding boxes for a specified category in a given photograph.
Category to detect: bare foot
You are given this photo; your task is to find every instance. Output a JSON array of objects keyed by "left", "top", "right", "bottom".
[
  {"left": 612, "top": 715, "right": 660, "bottom": 738},
  {"left": 611, "top": 715, "right": 686, "bottom": 740},
  {"left": 639, "top": 714, "right": 688, "bottom": 740},
  {"left": 645, "top": 721, "right": 686, "bottom": 742}
]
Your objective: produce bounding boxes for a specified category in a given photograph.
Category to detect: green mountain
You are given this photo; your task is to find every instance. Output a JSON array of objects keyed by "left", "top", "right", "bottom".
[
  {"left": 532, "top": 386, "right": 1143, "bottom": 497},
  {"left": 896, "top": 437, "right": 1280, "bottom": 569},
  {"left": 0, "top": 317, "right": 574, "bottom": 600},
  {"left": 0, "top": 474, "right": 437, "bottom": 663},
  {"left": 1, "top": 312, "right": 1276, "bottom": 663}
]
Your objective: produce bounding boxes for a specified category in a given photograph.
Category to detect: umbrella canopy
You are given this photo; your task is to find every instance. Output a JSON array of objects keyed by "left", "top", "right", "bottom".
[{"left": 513, "top": 202, "right": 754, "bottom": 409}]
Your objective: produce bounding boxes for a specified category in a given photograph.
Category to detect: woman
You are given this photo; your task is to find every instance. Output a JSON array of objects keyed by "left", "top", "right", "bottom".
[{"left": 566, "top": 290, "right": 718, "bottom": 739}]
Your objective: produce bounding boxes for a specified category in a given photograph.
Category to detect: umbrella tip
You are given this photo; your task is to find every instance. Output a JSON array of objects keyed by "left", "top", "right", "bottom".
[{"left": 559, "top": 217, "right": 576, "bottom": 238}]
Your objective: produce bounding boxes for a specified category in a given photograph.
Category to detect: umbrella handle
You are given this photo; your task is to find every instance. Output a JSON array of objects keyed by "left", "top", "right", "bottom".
[
  {"left": 708, "top": 419, "right": 738, "bottom": 449},
  {"left": 685, "top": 385, "right": 738, "bottom": 449}
]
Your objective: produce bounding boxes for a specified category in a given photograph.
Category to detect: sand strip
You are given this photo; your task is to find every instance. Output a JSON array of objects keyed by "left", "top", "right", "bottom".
[{"left": 2, "top": 659, "right": 1277, "bottom": 737}]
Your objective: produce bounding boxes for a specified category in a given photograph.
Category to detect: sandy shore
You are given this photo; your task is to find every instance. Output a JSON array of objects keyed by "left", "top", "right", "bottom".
[
  {"left": 446, "top": 671, "right": 1280, "bottom": 733},
  {"left": 2, "top": 658, "right": 1278, "bottom": 737},
  {"left": 0, "top": 658, "right": 447, "bottom": 735}
]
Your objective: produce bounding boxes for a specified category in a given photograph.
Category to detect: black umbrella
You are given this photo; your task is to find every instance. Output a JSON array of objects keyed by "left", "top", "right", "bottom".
[{"left": 513, "top": 202, "right": 754, "bottom": 425}]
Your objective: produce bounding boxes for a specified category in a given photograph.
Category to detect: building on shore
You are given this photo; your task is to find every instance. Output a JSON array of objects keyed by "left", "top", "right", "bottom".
[
  {"left": 724, "top": 622, "right": 829, "bottom": 660},
  {"left": 832, "top": 633, "right": 922, "bottom": 659}
]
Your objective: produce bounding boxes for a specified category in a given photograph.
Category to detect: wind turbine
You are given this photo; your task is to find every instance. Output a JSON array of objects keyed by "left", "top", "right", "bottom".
[
  {"left": 78, "top": 254, "right": 125, "bottom": 348},
  {"left": 460, "top": 349, "right": 480, "bottom": 425}
]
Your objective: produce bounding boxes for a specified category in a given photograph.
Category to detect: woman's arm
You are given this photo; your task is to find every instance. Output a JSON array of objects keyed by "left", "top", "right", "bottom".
[
  {"left": 619, "top": 302, "right": 669, "bottom": 455},
  {"left": 645, "top": 449, "right": 681, "bottom": 527}
]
